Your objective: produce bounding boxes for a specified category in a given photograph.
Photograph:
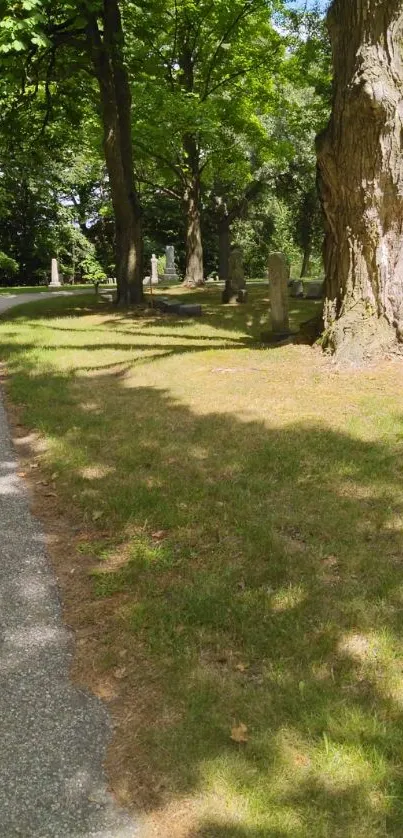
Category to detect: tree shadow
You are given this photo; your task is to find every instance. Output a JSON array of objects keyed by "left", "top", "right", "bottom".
[
  {"left": 2, "top": 284, "right": 322, "bottom": 347},
  {"left": 2, "top": 313, "right": 403, "bottom": 835}
]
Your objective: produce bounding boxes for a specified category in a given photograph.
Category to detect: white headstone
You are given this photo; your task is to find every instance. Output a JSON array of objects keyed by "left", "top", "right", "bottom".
[
  {"left": 268, "top": 252, "right": 290, "bottom": 333},
  {"left": 49, "top": 258, "right": 62, "bottom": 288},
  {"left": 151, "top": 254, "right": 159, "bottom": 285}
]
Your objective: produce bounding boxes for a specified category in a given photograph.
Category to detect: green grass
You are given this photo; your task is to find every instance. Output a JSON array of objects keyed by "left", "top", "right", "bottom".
[
  {"left": 0, "top": 284, "right": 94, "bottom": 294},
  {"left": 1, "top": 286, "right": 403, "bottom": 836}
]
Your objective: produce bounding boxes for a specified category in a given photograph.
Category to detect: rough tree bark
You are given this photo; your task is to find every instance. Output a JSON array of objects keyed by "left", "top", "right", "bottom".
[
  {"left": 179, "top": 29, "right": 205, "bottom": 288},
  {"left": 183, "top": 138, "right": 205, "bottom": 287},
  {"left": 317, "top": 0, "right": 403, "bottom": 362},
  {"left": 298, "top": 190, "right": 317, "bottom": 278},
  {"left": 87, "top": 0, "right": 143, "bottom": 306},
  {"left": 218, "top": 214, "right": 230, "bottom": 281},
  {"left": 300, "top": 243, "right": 311, "bottom": 279},
  {"left": 215, "top": 181, "right": 264, "bottom": 282}
]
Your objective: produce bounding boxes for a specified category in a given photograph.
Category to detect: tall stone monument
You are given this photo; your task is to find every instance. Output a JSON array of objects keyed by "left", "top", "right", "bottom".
[
  {"left": 268, "top": 252, "right": 290, "bottom": 334},
  {"left": 163, "top": 246, "right": 179, "bottom": 283},
  {"left": 222, "top": 246, "right": 247, "bottom": 304},
  {"left": 151, "top": 253, "right": 159, "bottom": 285},
  {"left": 49, "top": 258, "right": 62, "bottom": 288},
  {"left": 143, "top": 254, "right": 159, "bottom": 287}
]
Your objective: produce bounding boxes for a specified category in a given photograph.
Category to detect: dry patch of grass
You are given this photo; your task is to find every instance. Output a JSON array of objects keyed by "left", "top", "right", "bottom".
[{"left": 2, "top": 287, "right": 403, "bottom": 837}]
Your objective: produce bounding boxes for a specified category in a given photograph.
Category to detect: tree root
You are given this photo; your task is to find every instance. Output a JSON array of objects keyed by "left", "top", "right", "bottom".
[{"left": 322, "top": 305, "right": 399, "bottom": 364}]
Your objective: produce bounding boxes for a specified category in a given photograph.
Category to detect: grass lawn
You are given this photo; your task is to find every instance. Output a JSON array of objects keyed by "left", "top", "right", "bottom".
[
  {"left": 1, "top": 285, "right": 403, "bottom": 837},
  {"left": 0, "top": 284, "right": 94, "bottom": 294}
]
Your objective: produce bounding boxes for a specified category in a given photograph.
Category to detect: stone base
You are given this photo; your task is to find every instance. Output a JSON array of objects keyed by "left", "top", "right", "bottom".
[
  {"left": 222, "top": 284, "right": 248, "bottom": 304},
  {"left": 290, "top": 280, "right": 304, "bottom": 298},
  {"left": 150, "top": 298, "right": 202, "bottom": 317},
  {"left": 161, "top": 273, "right": 180, "bottom": 285},
  {"left": 48, "top": 282, "right": 62, "bottom": 289}
]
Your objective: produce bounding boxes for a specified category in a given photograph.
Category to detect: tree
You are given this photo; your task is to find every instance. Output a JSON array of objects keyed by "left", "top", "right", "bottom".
[
  {"left": 0, "top": 0, "right": 143, "bottom": 304},
  {"left": 86, "top": 0, "right": 143, "bottom": 304},
  {"left": 317, "top": 0, "right": 403, "bottom": 362},
  {"left": 132, "top": 0, "right": 284, "bottom": 286}
]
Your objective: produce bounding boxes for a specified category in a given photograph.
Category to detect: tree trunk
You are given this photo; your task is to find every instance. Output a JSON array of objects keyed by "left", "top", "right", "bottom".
[
  {"left": 300, "top": 241, "right": 311, "bottom": 279},
  {"left": 87, "top": 0, "right": 143, "bottom": 306},
  {"left": 182, "top": 135, "right": 204, "bottom": 286},
  {"left": 317, "top": 0, "right": 403, "bottom": 362},
  {"left": 184, "top": 179, "right": 204, "bottom": 287},
  {"left": 218, "top": 214, "right": 230, "bottom": 281},
  {"left": 298, "top": 190, "right": 316, "bottom": 278}
]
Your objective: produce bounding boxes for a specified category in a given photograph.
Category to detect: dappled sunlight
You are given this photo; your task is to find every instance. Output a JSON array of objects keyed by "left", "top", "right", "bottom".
[
  {"left": 80, "top": 465, "right": 115, "bottom": 481},
  {"left": 338, "top": 630, "right": 403, "bottom": 711},
  {"left": 79, "top": 400, "right": 104, "bottom": 415},
  {"left": 3, "top": 293, "right": 403, "bottom": 835},
  {"left": 270, "top": 584, "right": 306, "bottom": 613}
]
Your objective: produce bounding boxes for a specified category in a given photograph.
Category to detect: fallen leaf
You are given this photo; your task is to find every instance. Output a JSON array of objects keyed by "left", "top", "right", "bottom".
[
  {"left": 113, "top": 667, "right": 127, "bottom": 680},
  {"left": 51, "top": 472, "right": 58, "bottom": 480},
  {"left": 231, "top": 722, "right": 248, "bottom": 743},
  {"left": 152, "top": 530, "right": 166, "bottom": 541},
  {"left": 17, "top": 472, "right": 26, "bottom": 478},
  {"left": 29, "top": 463, "right": 39, "bottom": 470},
  {"left": 45, "top": 492, "right": 57, "bottom": 498},
  {"left": 92, "top": 510, "right": 104, "bottom": 521},
  {"left": 235, "top": 663, "right": 249, "bottom": 672}
]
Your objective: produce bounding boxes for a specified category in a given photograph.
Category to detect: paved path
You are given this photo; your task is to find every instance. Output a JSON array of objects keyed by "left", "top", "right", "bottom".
[
  {"left": 0, "top": 292, "right": 138, "bottom": 837},
  {"left": 0, "top": 289, "right": 91, "bottom": 315}
]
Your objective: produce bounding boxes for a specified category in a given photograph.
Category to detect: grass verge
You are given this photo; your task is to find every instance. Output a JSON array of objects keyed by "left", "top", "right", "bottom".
[
  {"left": 1, "top": 286, "right": 403, "bottom": 837},
  {"left": 0, "top": 284, "right": 93, "bottom": 294}
]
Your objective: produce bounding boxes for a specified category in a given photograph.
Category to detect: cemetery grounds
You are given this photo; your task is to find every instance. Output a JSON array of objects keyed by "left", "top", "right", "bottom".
[{"left": 1, "top": 284, "right": 403, "bottom": 837}]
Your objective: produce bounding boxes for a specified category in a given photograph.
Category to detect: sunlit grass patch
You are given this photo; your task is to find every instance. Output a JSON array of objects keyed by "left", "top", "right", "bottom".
[{"left": 1, "top": 288, "right": 403, "bottom": 835}]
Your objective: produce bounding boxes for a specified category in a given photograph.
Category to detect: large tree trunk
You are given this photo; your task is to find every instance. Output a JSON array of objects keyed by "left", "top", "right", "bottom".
[
  {"left": 184, "top": 179, "right": 204, "bottom": 286},
  {"left": 87, "top": 0, "right": 143, "bottom": 306},
  {"left": 218, "top": 214, "right": 230, "bottom": 281},
  {"left": 298, "top": 190, "right": 317, "bottom": 278},
  {"left": 183, "top": 135, "right": 204, "bottom": 287},
  {"left": 317, "top": 0, "right": 403, "bottom": 362}
]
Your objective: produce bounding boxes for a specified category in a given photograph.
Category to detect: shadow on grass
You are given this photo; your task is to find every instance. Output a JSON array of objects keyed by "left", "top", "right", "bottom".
[
  {"left": 190, "top": 828, "right": 290, "bottom": 837},
  {"left": 2, "top": 284, "right": 321, "bottom": 344},
  {"left": 2, "top": 306, "right": 403, "bottom": 835}
]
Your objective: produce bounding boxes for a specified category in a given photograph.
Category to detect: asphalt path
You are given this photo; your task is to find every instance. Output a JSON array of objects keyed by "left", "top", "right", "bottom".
[
  {"left": 0, "top": 291, "right": 138, "bottom": 837},
  {"left": 0, "top": 289, "right": 92, "bottom": 315}
]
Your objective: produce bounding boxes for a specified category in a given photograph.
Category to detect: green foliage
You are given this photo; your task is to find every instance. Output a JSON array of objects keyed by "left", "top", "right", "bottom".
[
  {"left": 0, "top": 0, "right": 331, "bottom": 284},
  {"left": 80, "top": 250, "right": 107, "bottom": 285},
  {"left": 0, "top": 249, "right": 19, "bottom": 280},
  {"left": 157, "top": 253, "right": 166, "bottom": 277}
]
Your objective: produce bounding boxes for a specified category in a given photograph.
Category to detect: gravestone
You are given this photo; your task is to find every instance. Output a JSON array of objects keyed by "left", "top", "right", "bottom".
[
  {"left": 151, "top": 297, "right": 202, "bottom": 317},
  {"left": 222, "top": 246, "right": 248, "bottom": 304},
  {"left": 304, "top": 279, "right": 325, "bottom": 300},
  {"left": 143, "top": 254, "right": 159, "bottom": 286},
  {"left": 290, "top": 279, "right": 304, "bottom": 298},
  {"left": 163, "top": 246, "right": 179, "bottom": 282},
  {"left": 151, "top": 254, "right": 159, "bottom": 285},
  {"left": 268, "top": 252, "right": 290, "bottom": 334},
  {"left": 49, "top": 258, "right": 62, "bottom": 288}
]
